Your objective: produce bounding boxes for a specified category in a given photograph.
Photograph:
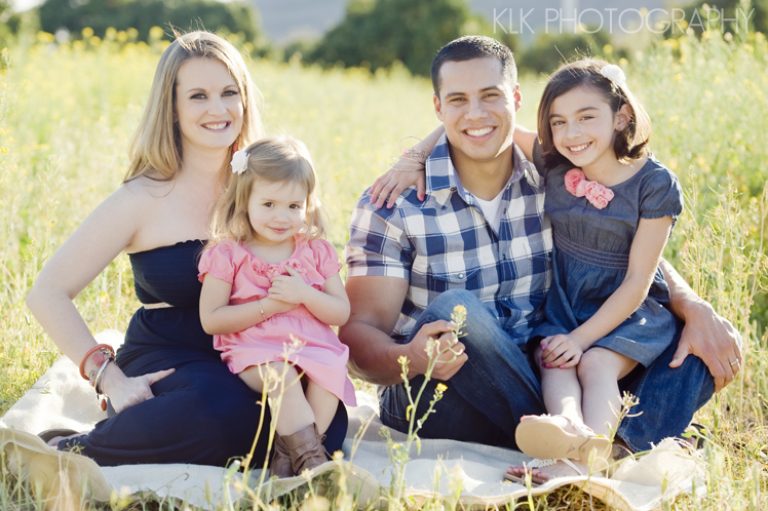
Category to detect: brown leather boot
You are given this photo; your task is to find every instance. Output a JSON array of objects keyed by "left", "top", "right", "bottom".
[
  {"left": 270, "top": 434, "right": 293, "bottom": 478},
  {"left": 282, "top": 423, "right": 329, "bottom": 475}
]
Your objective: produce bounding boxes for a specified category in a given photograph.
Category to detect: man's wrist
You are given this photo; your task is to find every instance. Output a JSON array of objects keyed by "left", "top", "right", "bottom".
[
  {"left": 390, "top": 341, "right": 420, "bottom": 379},
  {"left": 677, "top": 295, "right": 712, "bottom": 322}
]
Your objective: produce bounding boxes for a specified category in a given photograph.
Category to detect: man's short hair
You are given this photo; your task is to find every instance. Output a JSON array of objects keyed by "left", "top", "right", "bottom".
[{"left": 431, "top": 35, "right": 518, "bottom": 96}]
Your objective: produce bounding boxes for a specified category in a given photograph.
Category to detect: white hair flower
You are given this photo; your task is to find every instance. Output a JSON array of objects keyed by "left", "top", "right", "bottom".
[
  {"left": 230, "top": 149, "right": 249, "bottom": 175},
  {"left": 600, "top": 64, "right": 627, "bottom": 89}
]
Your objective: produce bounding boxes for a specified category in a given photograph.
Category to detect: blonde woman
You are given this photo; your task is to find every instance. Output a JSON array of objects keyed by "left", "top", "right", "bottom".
[{"left": 26, "top": 31, "right": 348, "bottom": 466}]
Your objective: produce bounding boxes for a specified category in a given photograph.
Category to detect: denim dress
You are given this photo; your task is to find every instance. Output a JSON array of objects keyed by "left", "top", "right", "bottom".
[{"left": 534, "top": 156, "right": 683, "bottom": 367}]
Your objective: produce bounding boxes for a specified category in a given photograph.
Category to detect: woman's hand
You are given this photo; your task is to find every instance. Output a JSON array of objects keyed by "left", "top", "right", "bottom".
[{"left": 100, "top": 363, "right": 175, "bottom": 414}]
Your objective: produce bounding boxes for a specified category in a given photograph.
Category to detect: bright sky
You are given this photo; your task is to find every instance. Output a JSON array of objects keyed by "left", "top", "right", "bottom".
[{"left": 12, "top": 0, "right": 43, "bottom": 11}]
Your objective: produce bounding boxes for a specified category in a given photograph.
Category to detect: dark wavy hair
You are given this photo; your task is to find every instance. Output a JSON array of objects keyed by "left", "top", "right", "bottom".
[{"left": 537, "top": 58, "right": 651, "bottom": 168}]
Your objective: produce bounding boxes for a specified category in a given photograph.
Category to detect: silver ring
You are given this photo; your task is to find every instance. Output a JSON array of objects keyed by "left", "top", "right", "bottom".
[{"left": 729, "top": 358, "right": 739, "bottom": 367}]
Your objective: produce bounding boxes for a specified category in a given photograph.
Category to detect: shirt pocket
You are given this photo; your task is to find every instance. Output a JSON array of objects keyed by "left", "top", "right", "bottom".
[{"left": 425, "top": 259, "right": 483, "bottom": 293}]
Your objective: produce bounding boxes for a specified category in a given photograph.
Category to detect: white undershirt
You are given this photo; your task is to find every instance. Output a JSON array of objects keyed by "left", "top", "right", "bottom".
[{"left": 473, "top": 191, "right": 504, "bottom": 232}]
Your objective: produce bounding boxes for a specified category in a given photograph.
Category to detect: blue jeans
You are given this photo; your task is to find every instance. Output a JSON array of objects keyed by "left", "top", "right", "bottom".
[
  {"left": 380, "top": 290, "right": 546, "bottom": 448},
  {"left": 380, "top": 289, "right": 714, "bottom": 451},
  {"left": 616, "top": 325, "right": 714, "bottom": 451}
]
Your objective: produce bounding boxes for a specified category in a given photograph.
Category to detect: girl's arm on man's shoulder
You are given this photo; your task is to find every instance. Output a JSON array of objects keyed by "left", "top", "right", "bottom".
[
  {"left": 513, "top": 125, "right": 537, "bottom": 161},
  {"left": 369, "top": 126, "right": 444, "bottom": 209}
]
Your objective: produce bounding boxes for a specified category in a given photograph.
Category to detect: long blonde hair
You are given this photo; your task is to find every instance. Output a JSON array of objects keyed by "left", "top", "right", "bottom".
[
  {"left": 210, "top": 136, "right": 326, "bottom": 243},
  {"left": 125, "top": 31, "right": 263, "bottom": 182}
]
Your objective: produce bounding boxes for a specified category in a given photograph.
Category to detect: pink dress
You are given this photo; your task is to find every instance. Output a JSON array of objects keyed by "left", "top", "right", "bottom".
[{"left": 198, "top": 237, "right": 356, "bottom": 406}]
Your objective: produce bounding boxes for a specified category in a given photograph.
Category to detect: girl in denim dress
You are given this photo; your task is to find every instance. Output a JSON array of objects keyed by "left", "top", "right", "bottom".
[{"left": 509, "top": 59, "right": 683, "bottom": 480}]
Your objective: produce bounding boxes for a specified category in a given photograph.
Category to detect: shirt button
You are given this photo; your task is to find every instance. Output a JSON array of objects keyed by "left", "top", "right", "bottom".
[{"left": 458, "top": 273, "right": 465, "bottom": 279}]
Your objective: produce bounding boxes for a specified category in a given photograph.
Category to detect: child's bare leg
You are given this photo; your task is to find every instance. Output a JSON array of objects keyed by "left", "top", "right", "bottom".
[
  {"left": 306, "top": 382, "right": 339, "bottom": 435},
  {"left": 239, "top": 363, "right": 314, "bottom": 436},
  {"left": 577, "top": 348, "right": 637, "bottom": 437},
  {"left": 536, "top": 346, "right": 584, "bottom": 426}
]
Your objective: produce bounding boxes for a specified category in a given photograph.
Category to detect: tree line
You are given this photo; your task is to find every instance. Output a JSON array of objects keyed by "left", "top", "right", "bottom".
[{"left": 1, "top": 0, "right": 764, "bottom": 75}]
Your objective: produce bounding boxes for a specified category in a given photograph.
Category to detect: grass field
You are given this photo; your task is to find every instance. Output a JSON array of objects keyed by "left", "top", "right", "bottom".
[{"left": 0, "top": 27, "right": 767, "bottom": 509}]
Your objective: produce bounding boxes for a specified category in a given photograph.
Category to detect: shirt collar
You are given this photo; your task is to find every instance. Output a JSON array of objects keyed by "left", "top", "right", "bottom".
[{"left": 424, "top": 134, "right": 542, "bottom": 207}]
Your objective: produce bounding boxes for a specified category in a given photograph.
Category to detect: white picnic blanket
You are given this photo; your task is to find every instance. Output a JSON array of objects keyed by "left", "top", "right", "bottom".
[{"left": 0, "top": 331, "right": 706, "bottom": 510}]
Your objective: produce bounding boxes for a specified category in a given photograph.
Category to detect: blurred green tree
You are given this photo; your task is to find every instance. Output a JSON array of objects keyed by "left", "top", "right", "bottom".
[
  {"left": 1, "top": 0, "right": 17, "bottom": 46},
  {"left": 38, "top": 0, "right": 261, "bottom": 42},
  {"left": 306, "top": 0, "right": 518, "bottom": 76}
]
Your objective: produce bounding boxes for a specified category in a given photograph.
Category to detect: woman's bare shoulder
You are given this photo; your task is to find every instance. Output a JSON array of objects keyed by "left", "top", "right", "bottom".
[{"left": 119, "top": 175, "right": 175, "bottom": 201}]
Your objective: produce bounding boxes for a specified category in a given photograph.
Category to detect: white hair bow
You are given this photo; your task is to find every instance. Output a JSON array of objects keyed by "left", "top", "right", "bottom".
[
  {"left": 600, "top": 64, "right": 627, "bottom": 88},
  {"left": 230, "top": 149, "right": 249, "bottom": 175}
]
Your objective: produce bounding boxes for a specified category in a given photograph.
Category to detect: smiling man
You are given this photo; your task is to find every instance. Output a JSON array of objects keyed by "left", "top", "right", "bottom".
[
  {"left": 340, "top": 35, "right": 738, "bottom": 452},
  {"left": 341, "top": 36, "right": 551, "bottom": 446}
]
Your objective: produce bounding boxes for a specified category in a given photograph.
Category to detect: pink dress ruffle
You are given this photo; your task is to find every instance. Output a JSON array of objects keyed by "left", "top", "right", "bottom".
[{"left": 198, "top": 237, "right": 356, "bottom": 406}]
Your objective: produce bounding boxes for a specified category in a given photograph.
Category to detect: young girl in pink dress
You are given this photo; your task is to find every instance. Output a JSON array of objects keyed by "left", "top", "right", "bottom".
[{"left": 198, "top": 136, "right": 355, "bottom": 478}]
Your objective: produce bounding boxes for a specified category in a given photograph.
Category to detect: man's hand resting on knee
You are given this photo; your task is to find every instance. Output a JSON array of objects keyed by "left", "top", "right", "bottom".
[
  {"left": 340, "top": 276, "right": 468, "bottom": 385},
  {"left": 662, "top": 260, "right": 743, "bottom": 392},
  {"left": 404, "top": 320, "right": 467, "bottom": 381}
]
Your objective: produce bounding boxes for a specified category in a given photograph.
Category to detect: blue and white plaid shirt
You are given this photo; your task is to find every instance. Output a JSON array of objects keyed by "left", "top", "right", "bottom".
[{"left": 346, "top": 135, "right": 552, "bottom": 342}]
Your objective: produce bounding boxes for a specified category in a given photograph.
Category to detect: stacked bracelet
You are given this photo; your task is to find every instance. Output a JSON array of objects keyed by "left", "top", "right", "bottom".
[
  {"left": 92, "top": 358, "right": 112, "bottom": 411},
  {"left": 79, "top": 343, "right": 115, "bottom": 411},
  {"left": 79, "top": 343, "right": 115, "bottom": 380},
  {"left": 92, "top": 357, "right": 111, "bottom": 394}
]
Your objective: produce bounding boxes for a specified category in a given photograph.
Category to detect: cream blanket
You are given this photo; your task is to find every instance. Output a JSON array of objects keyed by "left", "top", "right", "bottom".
[{"left": 0, "top": 331, "right": 705, "bottom": 510}]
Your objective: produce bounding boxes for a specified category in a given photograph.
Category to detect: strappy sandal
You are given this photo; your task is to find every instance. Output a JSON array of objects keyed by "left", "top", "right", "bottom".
[{"left": 504, "top": 457, "right": 585, "bottom": 486}]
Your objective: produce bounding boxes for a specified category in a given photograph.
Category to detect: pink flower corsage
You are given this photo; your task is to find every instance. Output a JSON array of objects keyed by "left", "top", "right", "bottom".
[{"left": 563, "top": 168, "right": 614, "bottom": 210}]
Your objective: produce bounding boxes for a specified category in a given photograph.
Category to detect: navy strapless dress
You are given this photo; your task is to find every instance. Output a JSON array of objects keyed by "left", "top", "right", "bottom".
[{"left": 62, "top": 240, "right": 348, "bottom": 466}]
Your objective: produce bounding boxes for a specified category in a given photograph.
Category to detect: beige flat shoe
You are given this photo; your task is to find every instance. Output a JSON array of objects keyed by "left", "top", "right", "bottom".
[{"left": 515, "top": 414, "right": 611, "bottom": 464}]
